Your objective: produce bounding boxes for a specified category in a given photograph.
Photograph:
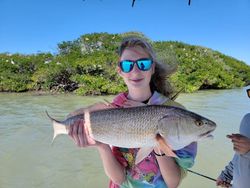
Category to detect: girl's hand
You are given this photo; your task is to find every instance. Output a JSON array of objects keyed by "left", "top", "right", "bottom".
[
  {"left": 68, "top": 102, "right": 115, "bottom": 148},
  {"left": 68, "top": 119, "right": 104, "bottom": 148},
  {"left": 227, "top": 134, "right": 250, "bottom": 154},
  {"left": 216, "top": 178, "right": 231, "bottom": 187}
]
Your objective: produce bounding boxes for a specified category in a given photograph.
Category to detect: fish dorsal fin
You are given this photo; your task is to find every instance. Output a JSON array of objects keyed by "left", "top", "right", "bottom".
[
  {"left": 88, "top": 102, "right": 116, "bottom": 112},
  {"left": 156, "top": 134, "right": 178, "bottom": 158},
  {"left": 103, "top": 99, "right": 118, "bottom": 108},
  {"left": 135, "top": 147, "right": 154, "bottom": 165}
]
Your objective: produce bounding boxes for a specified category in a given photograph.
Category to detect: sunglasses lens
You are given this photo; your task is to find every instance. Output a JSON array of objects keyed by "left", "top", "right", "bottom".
[
  {"left": 120, "top": 60, "right": 134, "bottom": 73},
  {"left": 137, "top": 59, "right": 152, "bottom": 71}
]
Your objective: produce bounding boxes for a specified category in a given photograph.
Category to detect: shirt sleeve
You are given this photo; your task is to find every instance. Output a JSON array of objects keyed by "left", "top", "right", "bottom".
[
  {"left": 218, "top": 156, "right": 235, "bottom": 182},
  {"left": 111, "top": 146, "right": 128, "bottom": 168},
  {"left": 174, "top": 142, "right": 197, "bottom": 170}
]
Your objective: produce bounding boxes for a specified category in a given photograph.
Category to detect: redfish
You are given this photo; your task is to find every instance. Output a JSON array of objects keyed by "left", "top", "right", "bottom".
[{"left": 47, "top": 104, "right": 216, "bottom": 164}]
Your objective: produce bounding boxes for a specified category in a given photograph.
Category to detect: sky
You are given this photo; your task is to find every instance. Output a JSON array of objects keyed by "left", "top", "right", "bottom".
[{"left": 0, "top": 0, "right": 250, "bottom": 65}]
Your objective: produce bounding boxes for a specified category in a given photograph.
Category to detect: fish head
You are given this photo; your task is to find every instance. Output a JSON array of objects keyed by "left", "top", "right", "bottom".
[{"left": 158, "top": 107, "right": 217, "bottom": 150}]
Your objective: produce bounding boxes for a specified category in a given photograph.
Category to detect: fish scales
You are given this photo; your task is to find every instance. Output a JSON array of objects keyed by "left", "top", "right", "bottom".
[{"left": 88, "top": 106, "right": 168, "bottom": 148}]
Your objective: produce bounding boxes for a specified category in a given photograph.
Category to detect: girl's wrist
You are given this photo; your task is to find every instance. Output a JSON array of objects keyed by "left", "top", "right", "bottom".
[
  {"left": 153, "top": 148, "right": 166, "bottom": 156},
  {"left": 97, "top": 143, "right": 111, "bottom": 151}
]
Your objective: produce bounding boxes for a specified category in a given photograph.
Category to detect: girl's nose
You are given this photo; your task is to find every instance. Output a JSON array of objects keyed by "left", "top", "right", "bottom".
[{"left": 130, "top": 63, "right": 140, "bottom": 73}]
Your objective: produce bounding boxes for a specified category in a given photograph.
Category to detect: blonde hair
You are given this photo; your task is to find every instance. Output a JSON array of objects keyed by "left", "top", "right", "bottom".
[{"left": 118, "top": 37, "right": 176, "bottom": 98}]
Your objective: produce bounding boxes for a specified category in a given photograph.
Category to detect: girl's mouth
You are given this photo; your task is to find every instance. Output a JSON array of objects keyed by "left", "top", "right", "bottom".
[{"left": 130, "top": 78, "right": 143, "bottom": 83}]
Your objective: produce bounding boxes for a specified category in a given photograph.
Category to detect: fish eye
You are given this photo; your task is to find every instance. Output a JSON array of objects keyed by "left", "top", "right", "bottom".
[{"left": 195, "top": 120, "right": 204, "bottom": 127}]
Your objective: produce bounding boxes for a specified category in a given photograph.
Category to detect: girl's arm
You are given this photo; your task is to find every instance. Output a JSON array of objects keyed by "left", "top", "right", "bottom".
[
  {"left": 97, "top": 144, "right": 126, "bottom": 185},
  {"left": 154, "top": 153, "right": 181, "bottom": 188},
  {"left": 154, "top": 142, "right": 197, "bottom": 188},
  {"left": 69, "top": 120, "right": 126, "bottom": 185}
]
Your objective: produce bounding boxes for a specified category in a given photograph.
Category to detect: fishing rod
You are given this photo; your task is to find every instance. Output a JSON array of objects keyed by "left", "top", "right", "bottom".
[
  {"left": 187, "top": 169, "right": 216, "bottom": 182},
  {"left": 187, "top": 169, "right": 232, "bottom": 187}
]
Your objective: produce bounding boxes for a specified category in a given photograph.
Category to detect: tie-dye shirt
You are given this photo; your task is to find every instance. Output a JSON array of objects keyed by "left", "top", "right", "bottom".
[{"left": 109, "top": 91, "right": 197, "bottom": 188}]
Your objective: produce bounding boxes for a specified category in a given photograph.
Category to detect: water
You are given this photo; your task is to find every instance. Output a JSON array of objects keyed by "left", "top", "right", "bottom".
[{"left": 0, "top": 88, "right": 249, "bottom": 188}]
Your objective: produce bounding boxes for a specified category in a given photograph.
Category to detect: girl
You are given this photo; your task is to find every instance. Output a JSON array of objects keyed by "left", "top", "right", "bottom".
[{"left": 69, "top": 37, "right": 197, "bottom": 188}]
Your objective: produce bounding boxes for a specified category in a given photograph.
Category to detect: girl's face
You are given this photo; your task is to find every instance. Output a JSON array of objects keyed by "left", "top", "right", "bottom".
[{"left": 117, "top": 46, "right": 155, "bottom": 91}]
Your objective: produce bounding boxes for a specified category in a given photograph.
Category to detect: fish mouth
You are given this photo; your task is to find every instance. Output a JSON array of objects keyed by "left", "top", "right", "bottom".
[{"left": 199, "top": 130, "right": 214, "bottom": 138}]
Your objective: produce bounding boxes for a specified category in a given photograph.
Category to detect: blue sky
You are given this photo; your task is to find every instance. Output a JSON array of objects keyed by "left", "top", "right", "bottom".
[{"left": 0, "top": 0, "right": 249, "bottom": 65}]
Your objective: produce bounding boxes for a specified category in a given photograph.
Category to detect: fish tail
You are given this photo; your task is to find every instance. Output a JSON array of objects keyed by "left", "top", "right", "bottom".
[
  {"left": 46, "top": 110, "right": 68, "bottom": 143},
  {"left": 52, "top": 120, "right": 68, "bottom": 141},
  {"left": 51, "top": 136, "right": 56, "bottom": 146},
  {"left": 45, "top": 110, "right": 57, "bottom": 122}
]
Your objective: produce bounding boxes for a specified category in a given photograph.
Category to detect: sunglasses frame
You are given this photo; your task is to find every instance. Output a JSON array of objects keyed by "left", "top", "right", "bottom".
[{"left": 119, "top": 58, "right": 153, "bottom": 73}]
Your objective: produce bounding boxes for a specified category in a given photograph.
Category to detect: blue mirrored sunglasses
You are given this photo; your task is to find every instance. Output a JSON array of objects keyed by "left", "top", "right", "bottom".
[{"left": 119, "top": 58, "right": 153, "bottom": 73}]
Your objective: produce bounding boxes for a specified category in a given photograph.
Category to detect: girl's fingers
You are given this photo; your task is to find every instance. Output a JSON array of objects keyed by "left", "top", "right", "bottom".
[
  {"left": 72, "top": 120, "right": 80, "bottom": 146},
  {"left": 68, "top": 119, "right": 96, "bottom": 147},
  {"left": 84, "top": 121, "right": 96, "bottom": 146},
  {"left": 78, "top": 120, "right": 84, "bottom": 147},
  {"left": 68, "top": 119, "right": 93, "bottom": 147},
  {"left": 82, "top": 121, "right": 89, "bottom": 146}
]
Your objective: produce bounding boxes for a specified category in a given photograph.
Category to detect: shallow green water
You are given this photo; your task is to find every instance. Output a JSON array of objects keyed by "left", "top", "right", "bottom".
[{"left": 0, "top": 88, "right": 249, "bottom": 188}]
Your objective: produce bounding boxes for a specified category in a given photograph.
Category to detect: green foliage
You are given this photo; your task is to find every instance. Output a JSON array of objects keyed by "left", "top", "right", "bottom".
[
  {"left": 0, "top": 53, "right": 40, "bottom": 92},
  {"left": 71, "top": 74, "right": 126, "bottom": 95},
  {"left": 79, "top": 32, "right": 122, "bottom": 55},
  {"left": 155, "top": 41, "right": 249, "bottom": 92},
  {"left": 0, "top": 72, "right": 31, "bottom": 92},
  {"left": 1, "top": 32, "right": 249, "bottom": 94}
]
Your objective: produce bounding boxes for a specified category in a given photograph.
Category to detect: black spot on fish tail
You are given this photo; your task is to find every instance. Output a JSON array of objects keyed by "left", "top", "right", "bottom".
[{"left": 45, "top": 110, "right": 60, "bottom": 123}]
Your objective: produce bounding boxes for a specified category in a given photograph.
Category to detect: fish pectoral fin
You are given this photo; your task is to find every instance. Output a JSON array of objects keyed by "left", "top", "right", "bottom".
[
  {"left": 155, "top": 134, "right": 178, "bottom": 158},
  {"left": 135, "top": 147, "right": 154, "bottom": 165}
]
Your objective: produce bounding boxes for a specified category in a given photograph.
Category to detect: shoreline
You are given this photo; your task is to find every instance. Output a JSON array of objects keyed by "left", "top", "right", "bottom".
[
  {"left": 0, "top": 87, "right": 245, "bottom": 96},
  {"left": 0, "top": 90, "right": 117, "bottom": 97}
]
